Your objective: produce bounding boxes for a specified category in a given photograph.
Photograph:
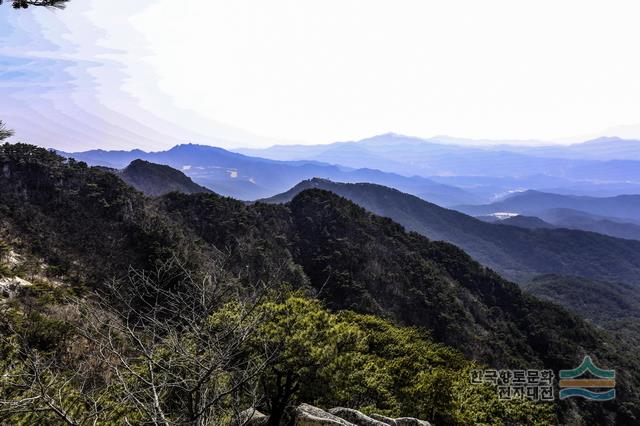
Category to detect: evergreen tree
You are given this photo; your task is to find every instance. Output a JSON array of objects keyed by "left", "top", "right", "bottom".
[
  {"left": 1, "top": 0, "right": 68, "bottom": 9},
  {"left": 0, "top": 121, "right": 12, "bottom": 141}
]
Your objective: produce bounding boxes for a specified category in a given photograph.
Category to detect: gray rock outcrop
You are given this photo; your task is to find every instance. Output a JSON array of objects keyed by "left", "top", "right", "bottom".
[
  {"left": 359, "top": 413, "right": 431, "bottom": 426},
  {"left": 294, "top": 404, "right": 355, "bottom": 426},
  {"left": 395, "top": 418, "right": 431, "bottom": 426},
  {"left": 368, "top": 414, "right": 396, "bottom": 425},
  {"left": 234, "top": 408, "right": 269, "bottom": 426},
  {"left": 328, "top": 408, "right": 388, "bottom": 426}
]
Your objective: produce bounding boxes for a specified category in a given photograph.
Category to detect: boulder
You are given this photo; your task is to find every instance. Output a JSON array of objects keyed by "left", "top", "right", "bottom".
[
  {"left": 0, "top": 276, "right": 31, "bottom": 299},
  {"left": 234, "top": 408, "right": 269, "bottom": 426},
  {"left": 328, "top": 408, "right": 388, "bottom": 426},
  {"left": 294, "top": 404, "right": 355, "bottom": 426},
  {"left": 395, "top": 418, "right": 431, "bottom": 426},
  {"left": 368, "top": 414, "right": 431, "bottom": 426},
  {"left": 368, "top": 414, "right": 396, "bottom": 425}
]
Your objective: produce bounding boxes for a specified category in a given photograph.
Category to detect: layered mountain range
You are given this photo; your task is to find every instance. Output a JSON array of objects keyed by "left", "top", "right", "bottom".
[
  {"left": 238, "top": 133, "right": 640, "bottom": 186},
  {"left": 457, "top": 191, "right": 640, "bottom": 240},
  {"left": 59, "top": 144, "right": 474, "bottom": 206},
  {"left": 61, "top": 133, "right": 640, "bottom": 205},
  {"left": 2, "top": 143, "right": 640, "bottom": 423}
]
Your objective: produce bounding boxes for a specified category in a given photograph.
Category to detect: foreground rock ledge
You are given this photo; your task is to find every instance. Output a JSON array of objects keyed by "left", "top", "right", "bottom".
[
  {"left": 328, "top": 408, "right": 388, "bottom": 426},
  {"left": 235, "top": 403, "right": 433, "bottom": 426}
]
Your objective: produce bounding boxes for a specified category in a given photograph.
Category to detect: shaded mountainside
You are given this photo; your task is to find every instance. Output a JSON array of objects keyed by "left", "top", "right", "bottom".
[
  {"left": 523, "top": 275, "right": 640, "bottom": 347},
  {"left": 2, "top": 144, "right": 640, "bottom": 422},
  {"left": 262, "top": 179, "right": 640, "bottom": 285},
  {"left": 524, "top": 275, "right": 640, "bottom": 327},
  {"left": 118, "top": 159, "right": 213, "bottom": 196},
  {"left": 0, "top": 145, "right": 176, "bottom": 285},
  {"left": 0, "top": 144, "right": 303, "bottom": 288}
]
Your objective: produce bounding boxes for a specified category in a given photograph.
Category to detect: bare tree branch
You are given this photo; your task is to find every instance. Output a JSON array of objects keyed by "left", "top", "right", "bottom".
[{"left": 74, "top": 255, "right": 276, "bottom": 425}]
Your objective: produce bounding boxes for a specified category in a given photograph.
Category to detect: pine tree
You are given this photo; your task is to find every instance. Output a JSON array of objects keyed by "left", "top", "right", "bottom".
[
  {"left": 0, "top": 121, "right": 13, "bottom": 141},
  {"left": 0, "top": 0, "right": 68, "bottom": 9}
]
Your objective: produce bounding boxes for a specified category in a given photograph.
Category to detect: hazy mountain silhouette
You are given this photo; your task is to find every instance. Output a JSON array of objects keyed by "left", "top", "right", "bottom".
[
  {"left": 429, "top": 174, "right": 640, "bottom": 200},
  {"left": 533, "top": 208, "right": 640, "bottom": 241},
  {"left": 237, "top": 133, "right": 640, "bottom": 182},
  {"left": 61, "top": 144, "right": 475, "bottom": 205},
  {"left": 508, "top": 137, "right": 640, "bottom": 161},
  {"left": 238, "top": 133, "right": 585, "bottom": 177},
  {"left": 494, "top": 215, "right": 555, "bottom": 229},
  {"left": 475, "top": 209, "right": 640, "bottom": 241},
  {"left": 456, "top": 190, "right": 640, "bottom": 222}
]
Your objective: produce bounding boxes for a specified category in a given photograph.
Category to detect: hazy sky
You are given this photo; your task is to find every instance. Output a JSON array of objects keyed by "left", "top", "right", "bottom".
[{"left": 2, "top": 0, "right": 640, "bottom": 150}]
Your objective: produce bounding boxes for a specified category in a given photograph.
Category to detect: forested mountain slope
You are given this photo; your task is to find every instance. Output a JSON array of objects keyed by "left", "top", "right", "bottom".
[
  {"left": 524, "top": 275, "right": 640, "bottom": 346},
  {"left": 263, "top": 179, "right": 640, "bottom": 284},
  {"left": 1, "top": 144, "right": 639, "bottom": 423}
]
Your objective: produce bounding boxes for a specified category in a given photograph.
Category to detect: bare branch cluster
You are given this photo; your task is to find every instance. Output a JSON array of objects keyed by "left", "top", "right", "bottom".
[{"left": 1, "top": 256, "right": 276, "bottom": 425}]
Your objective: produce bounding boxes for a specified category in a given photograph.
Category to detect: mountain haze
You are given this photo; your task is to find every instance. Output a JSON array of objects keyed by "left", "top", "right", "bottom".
[
  {"left": 237, "top": 133, "right": 640, "bottom": 186},
  {"left": 61, "top": 144, "right": 474, "bottom": 205},
  {"left": 456, "top": 190, "right": 640, "bottom": 222}
]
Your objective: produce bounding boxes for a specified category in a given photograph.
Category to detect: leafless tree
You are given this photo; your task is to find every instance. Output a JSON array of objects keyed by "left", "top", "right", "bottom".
[
  {"left": 79, "top": 256, "right": 275, "bottom": 425},
  {"left": 0, "top": 303, "right": 108, "bottom": 425},
  {"left": 1, "top": 255, "right": 277, "bottom": 425}
]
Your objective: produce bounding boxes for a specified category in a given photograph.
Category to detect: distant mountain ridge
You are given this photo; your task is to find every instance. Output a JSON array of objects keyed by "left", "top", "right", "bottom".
[
  {"left": 508, "top": 136, "right": 640, "bottom": 161},
  {"left": 495, "top": 215, "right": 555, "bottom": 229},
  {"left": 62, "top": 135, "right": 640, "bottom": 206},
  {"left": 237, "top": 132, "right": 640, "bottom": 176},
  {"left": 60, "top": 144, "right": 476, "bottom": 205},
  {"left": 456, "top": 190, "right": 640, "bottom": 222},
  {"left": 239, "top": 133, "right": 640, "bottom": 161},
  {"left": 261, "top": 179, "right": 640, "bottom": 284}
]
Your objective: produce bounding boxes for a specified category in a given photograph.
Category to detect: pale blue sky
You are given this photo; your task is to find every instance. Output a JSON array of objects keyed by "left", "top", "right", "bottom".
[{"left": 2, "top": 1, "right": 640, "bottom": 151}]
